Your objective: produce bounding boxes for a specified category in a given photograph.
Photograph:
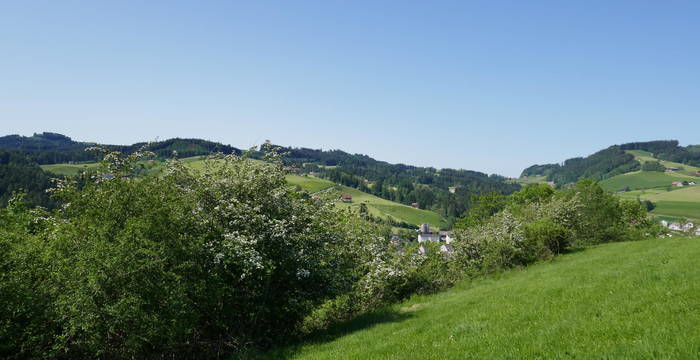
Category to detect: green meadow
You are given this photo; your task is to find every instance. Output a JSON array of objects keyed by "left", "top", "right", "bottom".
[
  {"left": 253, "top": 237, "right": 700, "bottom": 360},
  {"left": 40, "top": 162, "right": 100, "bottom": 176},
  {"left": 599, "top": 171, "right": 696, "bottom": 191}
]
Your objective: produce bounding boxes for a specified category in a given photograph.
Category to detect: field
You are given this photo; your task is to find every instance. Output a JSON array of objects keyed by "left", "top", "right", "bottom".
[
  {"left": 512, "top": 175, "right": 550, "bottom": 186},
  {"left": 39, "top": 159, "right": 445, "bottom": 228},
  {"left": 626, "top": 150, "right": 700, "bottom": 175},
  {"left": 599, "top": 171, "right": 696, "bottom": 191},
  {"left": 617, "top": 186, "right": 700, "bottom": 220},
  {"left": 254, "top": 237, "right": 700, "bottom": 359},
  {"left": 40, "top": 162, "right": 100, "bottom": 175}
]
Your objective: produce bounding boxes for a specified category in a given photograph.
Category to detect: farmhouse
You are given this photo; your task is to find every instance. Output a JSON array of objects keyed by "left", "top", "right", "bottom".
[
  {"left": 689, "top": 181, "right": 697, "bottom": 186},
  {"left": 439, "top": 231, "right": 454, "bottom": 244},
  {"left": 683, "top": 223, "right": 695, "bottom": 232},
  {"left": 411, "top": 202, "right": 420, "bottom": 208},
  {"left": 668, "top": 222, "right": 682, "bottom": 231},
  {"left": 417, "top": 223, "right": 441, "bottom": 243},
  {"left": 671, "top": 181, "right": 683, "bottom": 187},
  {"left": 339, "top": 194, "right": 353, "bottom": 202},
  {"left": 665, "top": 167, "right": 680, "bottom": 172}
]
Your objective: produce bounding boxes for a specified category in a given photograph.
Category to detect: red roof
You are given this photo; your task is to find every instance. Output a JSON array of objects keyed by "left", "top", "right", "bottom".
[{"left": 340, "top": 194, "right": 353, "bottom": 199}]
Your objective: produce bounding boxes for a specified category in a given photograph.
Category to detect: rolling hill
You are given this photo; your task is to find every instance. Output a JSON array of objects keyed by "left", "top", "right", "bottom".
[
  {"left": 522, "top": 141, "right": 700, "bottom": 221},
  {"left": 254, "top": 237, "right": 700, "bottom": 359}
]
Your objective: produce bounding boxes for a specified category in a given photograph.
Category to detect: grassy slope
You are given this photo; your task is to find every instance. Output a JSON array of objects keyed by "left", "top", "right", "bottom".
[
  {"left": 257, "top": 237, "right": 700, "bottom": 360},
  {"left": 284, "top": 174, "right": 443, "bottom": 228},
  {"left": 599, "top": 171, "right": 696, "bottom": 191},
  {"left": 40, "top": 162, "right": 100, "bottom": 175},
  {"left": 627, "top": 150, "right": 700, "bottom": 175}
]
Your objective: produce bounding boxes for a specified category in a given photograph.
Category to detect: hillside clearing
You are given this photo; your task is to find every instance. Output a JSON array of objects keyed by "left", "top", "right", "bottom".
[
  {"left": 599, "top": 171, "right": 696, "bottom": 191},
  {"left": 254, "top": 237, "right": 700, "bottom": 359}
]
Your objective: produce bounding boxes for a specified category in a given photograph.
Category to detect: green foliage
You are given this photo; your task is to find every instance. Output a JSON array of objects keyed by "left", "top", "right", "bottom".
[
  {"left": 0, "top": 148, "right": 395, "bottom": 358},
  {"left": 641, "top": 160, "right": 665, "bottom": 172},
  {"left": 520, "top": 145, "right": 640, "bottom": 186},
  {"left": 0, "top": 150, "right": 57, "bottom": 208}
]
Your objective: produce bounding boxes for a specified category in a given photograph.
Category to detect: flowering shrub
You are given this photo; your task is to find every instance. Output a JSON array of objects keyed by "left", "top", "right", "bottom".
[
  {"left": 452, "top": 181, "right": 652, "bottom": 275},
  {"left": 0, "top": 148, "right": 395, "bottom": 359}
]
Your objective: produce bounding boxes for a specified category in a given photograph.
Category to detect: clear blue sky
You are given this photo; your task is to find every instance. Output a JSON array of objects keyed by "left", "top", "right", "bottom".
[{"left": 1, "top": 1, "right": 698, "bottom": 176}]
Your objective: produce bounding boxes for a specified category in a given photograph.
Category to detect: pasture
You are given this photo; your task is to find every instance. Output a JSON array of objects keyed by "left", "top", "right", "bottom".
[{"left": 254, "top": 237, "right": 700, "bottom": 360}]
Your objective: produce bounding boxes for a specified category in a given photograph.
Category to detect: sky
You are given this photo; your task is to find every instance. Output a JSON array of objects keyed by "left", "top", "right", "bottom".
[{"left": 1, "top": 1, "right": 698, "bottom": 177}]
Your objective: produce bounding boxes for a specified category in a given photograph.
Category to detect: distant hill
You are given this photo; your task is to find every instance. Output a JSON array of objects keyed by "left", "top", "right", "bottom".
[
  {"left": 521, "top": 140, "right": 700, "bottom": 187},
  {"left": 277, "top": 146, "right": 520, "bottom": 218},
  {"left": 0, "top": 133, "right": 519, "bottom": 220},
  {"left": 0, "top": 132, "right": 240, "bottom": 164}
]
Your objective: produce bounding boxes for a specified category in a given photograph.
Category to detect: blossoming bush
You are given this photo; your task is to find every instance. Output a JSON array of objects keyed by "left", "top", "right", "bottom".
[
  {"left": 0, "top": 148, "right": 394, "bottom": 359},
  {"left": 452, "top": 181, "right": 652, "bottom": 275}
]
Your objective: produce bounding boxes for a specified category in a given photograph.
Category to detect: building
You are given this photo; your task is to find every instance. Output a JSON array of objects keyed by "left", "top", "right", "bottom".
[
  {"left": 418, "top": 233, "right": 441, "bottom": 243},
  {"left": 418, "top": 245, "right": 427, "bottom": 256},
  {"left": 439, "top": 231, "right": 454, "bottom": 244},
  {"left": 669, "top": 222, "right": 682, "bottom": 231},
  {"left": 671, "top": 181, "right": 683, "bottom": 187},
  {"left": 683, "top": 223, "right": 695, "bottom": 232},
  {"left": 660, "top": 220, "right": 669, "bottom": 228},
  {"left": 411, "top": 202, "right": 420, "bottom": 208},
  {"left": 417, "top": 223, "right": 441, "bottom": 243},
  {"left": 339, "top": 194, "right": 353, "bottom": 202}
]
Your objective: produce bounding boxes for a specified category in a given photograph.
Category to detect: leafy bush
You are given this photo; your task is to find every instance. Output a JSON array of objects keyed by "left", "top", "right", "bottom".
[{"left": 0, "top": 148, "right": 391, "bottom": 359}]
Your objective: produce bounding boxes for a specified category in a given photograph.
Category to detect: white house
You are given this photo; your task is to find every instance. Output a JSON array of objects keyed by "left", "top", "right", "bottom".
[
  {"left": 660, "top": 220, "right": 669, "bottom": 228},
  {"left": 683, "top": 223, "right": 695, "bottom": 232},
  {"left": 439, "top": 231, "right": 454, "bottom": 244},
  {"left": 669, "top": 222, "right": 682, "bottom": 231},
  {"left": 418, "top": 233, "right": 441, "bottom": 243}
]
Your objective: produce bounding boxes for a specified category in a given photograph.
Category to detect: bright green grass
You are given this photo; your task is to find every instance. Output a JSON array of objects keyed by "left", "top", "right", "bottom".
[
  {"left": 330, "top": 185, "right": 444, "bottom": 228},
  {"left": 254, "top": 237, "right": 700, "bottom": 360},
  {"left": 616, "top": 186, "right": 700, "bottom": 220},
  {"left": 600, "top": 171, "right": 696, "bottom": 191},
  {"left": 40, "top": 162, "right": 100, "bottom": 176},
  {"left": 286, "top": 175, "right": 335, "bottom": 193},
  {"left": 651, "top": 201, "right": 700, "bottom": 220},
  {"left": 626, "top": 150, "right": 700, "bottom": 175},
  {"left": 513, "top": 175, "right": 549, "bottom": 186}
]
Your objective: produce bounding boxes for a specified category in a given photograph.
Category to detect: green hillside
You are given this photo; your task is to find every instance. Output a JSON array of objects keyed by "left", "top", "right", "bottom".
[
  {"left": 256, "top": 237, "right": 700, "bottom": 359},
  {"left": 599, "top": 171, "right": 696, "bottom": 191},
  {"left": 40, "top": 162, "right": 100, "bottom": 176},
  {"left": 283, "top": 174, "right": 444, "bottom": 228}
]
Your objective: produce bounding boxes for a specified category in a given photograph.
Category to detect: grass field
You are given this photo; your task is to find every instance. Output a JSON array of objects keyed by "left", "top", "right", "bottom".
[
  {"left": 599, "top": 171, "right": 696, "bottom": 191},
  {"left": 286, "top": 175, "right": 335, "bottom": 193},
  {"left": 40, "top": 162, "right": 100, "bottom": 175},
  {"left": 254, "top": 237, "right": 700, "bottom": 360},
  {"left": 616, "top": 186, "right": 700, "bottom": 220},
  {"left": 626, "top": 150, "right": 700, "bottom": 175},
  {"left": 512, "top": 175, "right": 550, "bottom": 186},
  {"left": 325, "top": 184, "right": 444, "bottom": 228}
]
